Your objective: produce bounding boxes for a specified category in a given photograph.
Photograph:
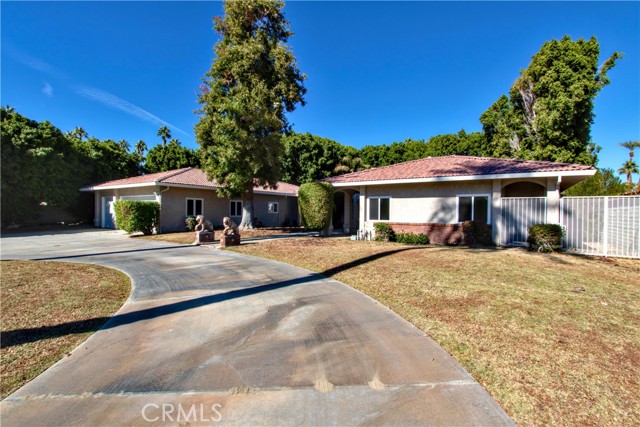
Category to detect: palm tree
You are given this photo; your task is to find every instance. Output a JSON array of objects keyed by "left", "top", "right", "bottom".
[
  {"left": 67, "top": 127, "right": 88, "bottom": 141},
  {"left": 618, "top": 159, "right": 639, "bottom": 186},
  {"left": 134, "top": 140, "right": 147, "bottom": 157},
  {"left": 333, "top": 155, "right": 370, "bottom": 175},
  {"left": 157, "top": 126, "right": 171, "bottom": 148}
]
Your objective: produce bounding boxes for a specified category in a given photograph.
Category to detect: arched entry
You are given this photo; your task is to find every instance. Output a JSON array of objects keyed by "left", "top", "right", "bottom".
[
  {"left": 502, "top": 181, "right": 545, "bottom": 197},
  {"left": 333, "top": 189, "right": 360, "bottom": 233}
]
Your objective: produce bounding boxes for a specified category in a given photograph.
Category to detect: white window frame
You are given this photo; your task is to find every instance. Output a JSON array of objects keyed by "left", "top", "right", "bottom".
[
  {"left": 268, "top": 201, "right": 279, "bottom": 214},
  {"left": 368, "top": 196, "right": 391, "bottom": 221},
  {"left": 456, "top": 194, "right": 491, "bottom": 224},
  {"left": 230, "top": 200, "right": 243, "bottom": 217},
  {"left": 186, "top": 198, "right": 204, "bottom": 217}
]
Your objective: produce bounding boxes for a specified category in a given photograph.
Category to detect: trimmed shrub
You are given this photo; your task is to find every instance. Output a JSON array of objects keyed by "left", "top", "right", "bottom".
[
  {"left": 462, "top": 221, "right": 493, "bottom": 246},
  {"left": 395, "top": 232, "right": 430, "bottom": 245},
  {"left": 374, "top": 222, "right": 395, "bottom": 242},
  {"left": 114, "top": 201, "right": 160, "bottom": 235},
  {"left": 298, "top": 182, "right": 334, "bottom": 232},
  {"left": 527, "top": 223, "right": 564, "bottom": 253},
  {"left": 185, "top": 216, "right": 197, "bottom": 231}
]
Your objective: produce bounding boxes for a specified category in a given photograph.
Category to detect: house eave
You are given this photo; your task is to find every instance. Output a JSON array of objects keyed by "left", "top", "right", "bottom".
[
  {"left": 80, "top": 182, "right": 159, "bottom": 191},
  {"left": 329, "top": 169, "right": 596, "bottom": 187},
  {"left": 80, "top": 181, "right": 298, "bottom": 197}
]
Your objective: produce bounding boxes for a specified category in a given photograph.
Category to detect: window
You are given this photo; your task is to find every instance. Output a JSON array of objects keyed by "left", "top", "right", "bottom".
[
  {"left": 369, "top": 197, "right": 390, "bottom": 221},
  {"left": 186, "top": 198, "right": 203, "bottom": 217},
  {"left": 230, "top": 200, "right": 243, "bottom": 217},
  {"left": 457, "top": 195, "right": 490, "bottom": 224},
  {"left": 268, "top": 202, "right": 279, "bottom": 214}
]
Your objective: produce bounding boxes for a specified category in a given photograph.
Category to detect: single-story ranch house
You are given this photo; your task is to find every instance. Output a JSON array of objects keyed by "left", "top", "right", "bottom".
[
  {"left": 324, "top": 155, "right": 596, "bottom": 245},
  {"left": 80, "top": 168, "right": 299, "bottom": 232}
]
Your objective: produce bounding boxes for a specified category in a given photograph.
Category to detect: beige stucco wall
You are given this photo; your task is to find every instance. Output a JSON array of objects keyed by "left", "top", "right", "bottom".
[
  {"left": 254, "top": 194, "right": 298, "bottom": 227},
  {"left": 93, "top": 186, "right": 299, "bottom": 232},
  {"left": 160, "top": 187, "right": 227, "bottom": 232},
  {"left": 362, "top": 180, "right": 494, "bottom": 230}
]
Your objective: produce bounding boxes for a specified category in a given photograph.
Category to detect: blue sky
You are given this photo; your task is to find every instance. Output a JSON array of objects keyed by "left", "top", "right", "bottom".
[{"left": 2, "top": 1, "right": 639, "bottom": 176}]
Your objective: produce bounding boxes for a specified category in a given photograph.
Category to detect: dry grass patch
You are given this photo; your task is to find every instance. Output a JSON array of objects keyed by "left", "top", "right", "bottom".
[
  {"left": 231, "top": 237, "right": 640, "bottom": 426},
  {"left": 1, "top": 261, "right": 130, "bottom": 399}
]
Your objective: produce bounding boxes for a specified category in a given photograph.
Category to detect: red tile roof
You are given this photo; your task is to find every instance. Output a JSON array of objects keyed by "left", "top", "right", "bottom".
[
  {"left": 83, "top": 168, "right": 298, "bottom": 196},
  {"left": 324, "top": 155, "right": 595, "bottom": 184}
]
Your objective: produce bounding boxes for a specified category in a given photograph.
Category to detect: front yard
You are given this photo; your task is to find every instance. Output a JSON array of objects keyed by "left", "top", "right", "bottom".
[
  {"left": 0, "top": 261, "right": 130, "bottom": 398},
  {"left": 231, "top": 238, "right": 640, "bottom": 426}
]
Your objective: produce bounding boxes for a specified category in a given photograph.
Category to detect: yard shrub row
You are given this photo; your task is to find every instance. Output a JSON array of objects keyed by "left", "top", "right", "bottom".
[
  {"left": 395, "top": 232, "right": 430, "bottom": 245},
  {"left": 114, "top": 200, "right": 160, "bottom": 235},
  {"left": 527, "top": 223, "right": 564, "bottom": 252},
  {"left": 373, "top": 223, "right": 429, "bottom": 245}
]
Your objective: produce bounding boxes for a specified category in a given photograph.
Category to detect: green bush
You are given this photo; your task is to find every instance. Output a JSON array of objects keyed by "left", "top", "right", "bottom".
[
  {"left": 374, "top": 222, "right": 395, "bottom": 242},
  {"left": 114, "top": 200, "right": 160, "bottom": 235},
  {"left": 395, "top": 232, "right": 430, "bottom": 245},
  {"left": 462, "top": 221, "right": 493, "bottom": 246},
  {"left": 298, "top": 182, "right": 334, "bottom": 232},
  {"left": 185, "top": 216, "right": 197, "bottom": 231},
  {"left": 527, "top": 223, "right": 564, "bottom": 253}
]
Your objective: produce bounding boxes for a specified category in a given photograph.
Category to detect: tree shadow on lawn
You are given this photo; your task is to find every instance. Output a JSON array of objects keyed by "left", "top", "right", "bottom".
[{"left": 2, "top": 247, "right": 420, "bottom": 347}]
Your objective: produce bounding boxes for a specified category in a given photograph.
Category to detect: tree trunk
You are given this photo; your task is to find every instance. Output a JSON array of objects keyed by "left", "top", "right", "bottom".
[{"left": 239, "top": 185, "right": 255, "bottom": 230}]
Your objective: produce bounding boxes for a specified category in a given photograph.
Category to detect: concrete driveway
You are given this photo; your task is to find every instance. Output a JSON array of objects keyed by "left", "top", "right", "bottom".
[{"left": 1, "top": 229, "right": 513, "bottom": 426}]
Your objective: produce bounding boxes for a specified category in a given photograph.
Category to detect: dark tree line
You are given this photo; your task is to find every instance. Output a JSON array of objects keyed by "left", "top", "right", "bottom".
[{"left": 0, "top": 107, "right": 200, "bottom": 226}]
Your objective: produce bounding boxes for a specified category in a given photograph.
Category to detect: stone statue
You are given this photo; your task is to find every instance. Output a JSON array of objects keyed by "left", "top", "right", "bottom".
[
  {"left": 195, "top": 214, "right": 214, "bottom": 232},
  {"left": 222, "top": 216, "right": 239, "bottom": 236}
]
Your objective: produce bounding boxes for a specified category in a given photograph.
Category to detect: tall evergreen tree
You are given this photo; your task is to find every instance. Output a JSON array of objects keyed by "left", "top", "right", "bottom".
[
  {"left": 480, "top": 36, "right": 621, "bottom": 165},
  {"left": 195, "top": 0, "right": 306, "bottom": 229}
]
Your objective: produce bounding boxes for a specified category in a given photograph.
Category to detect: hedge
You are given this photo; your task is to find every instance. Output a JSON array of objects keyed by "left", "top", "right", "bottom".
[
  {"left": 298, "top": 182, "right": 334, "bottom": 232},
  {"left": 113, "top": 200, "right": 160, "bottom": 235},
  {"left": 527, "top": 223, "right": 564, "bottom": 253},
  {"left": 395, "top": 232, "right": 430, "bottom": 245}
]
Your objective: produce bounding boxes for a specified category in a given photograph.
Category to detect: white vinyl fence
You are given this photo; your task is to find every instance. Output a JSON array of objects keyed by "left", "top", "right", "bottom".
[
  {"left": 561, "top": 196, "right": 640, "bottom": 258},
  {"left": 500, "top": 196, "right": 640, "bottom": 258}
]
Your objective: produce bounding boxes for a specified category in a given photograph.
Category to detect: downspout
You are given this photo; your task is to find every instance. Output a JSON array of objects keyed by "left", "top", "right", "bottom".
[{"left": 155, "top": 185, "right": 171, "bottom": 233}]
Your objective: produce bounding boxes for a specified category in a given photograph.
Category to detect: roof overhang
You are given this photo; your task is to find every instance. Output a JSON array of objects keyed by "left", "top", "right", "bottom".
[
  {"left": 80, "top": 182, "right": 159, "bottom": 191},
  {"left": 80, "top": 181, "right": 298, "bottom": 196},
  {"left": 328, "top": 169, "right": 596, "bottom": 188}
]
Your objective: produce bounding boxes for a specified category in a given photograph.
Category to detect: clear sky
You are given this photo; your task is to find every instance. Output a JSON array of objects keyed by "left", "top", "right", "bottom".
[{"left": 2, "top": 1, "right": 639, "bottom": 176}]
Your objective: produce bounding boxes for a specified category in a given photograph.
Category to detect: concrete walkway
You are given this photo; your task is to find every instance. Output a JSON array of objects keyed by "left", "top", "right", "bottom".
[{"left": 1, "top": 229, "right": 513, "bottom": 426}]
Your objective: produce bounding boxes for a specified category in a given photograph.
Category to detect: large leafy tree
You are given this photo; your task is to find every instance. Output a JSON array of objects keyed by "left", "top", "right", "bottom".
[
  {"left": 480, "top": 36, "right": 621, "bottom": 165},
  {"left": 145, "top": 139, "right": 200, "bottom": 173},
  {"left": 195, "top": 0, "right": 306, "bottom": 229},
  {"left": 563, "top": 168, "right": 626, "bottom": 196},
  {"left": 280, "top": 132, "right": 353, "bottom": 184},
  {"left": 358, "top": 132, "right": 490, "bottom": 168}
]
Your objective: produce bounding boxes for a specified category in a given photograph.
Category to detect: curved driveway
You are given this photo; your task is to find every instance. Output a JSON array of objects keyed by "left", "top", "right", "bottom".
[{"left": 1, "top": 229, "right": 513, "bottom": 426}]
